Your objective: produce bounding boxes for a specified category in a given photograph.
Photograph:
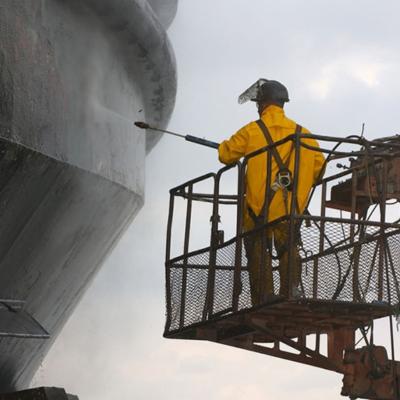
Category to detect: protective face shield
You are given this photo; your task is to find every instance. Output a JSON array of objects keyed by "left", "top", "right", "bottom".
[
  {"left": 238, "top": 78, "right": 268, "bottom": 104},
  {"left": 238, "top": 78, "right": 290, "bottom": 105}
]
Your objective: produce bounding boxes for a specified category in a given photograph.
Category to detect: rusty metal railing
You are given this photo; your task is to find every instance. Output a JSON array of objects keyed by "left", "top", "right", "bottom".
[{"left": 164, "top": 133, "right": 400, "bottom": 335}]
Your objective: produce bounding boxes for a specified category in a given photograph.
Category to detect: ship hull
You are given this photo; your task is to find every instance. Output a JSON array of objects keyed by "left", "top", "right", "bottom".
[{"left": 0, "top": 0, "right": 177, "bottom": 390}]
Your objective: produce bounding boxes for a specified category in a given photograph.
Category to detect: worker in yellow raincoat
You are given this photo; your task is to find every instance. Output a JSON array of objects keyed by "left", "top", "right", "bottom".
[{"left": 218, "top": 79, "right": 325, "bottom": 304}]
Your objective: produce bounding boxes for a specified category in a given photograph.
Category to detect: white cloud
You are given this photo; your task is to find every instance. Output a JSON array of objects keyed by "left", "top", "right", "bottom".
[{"left": 308, "top": 54, "right": 388, "bottom": 100}]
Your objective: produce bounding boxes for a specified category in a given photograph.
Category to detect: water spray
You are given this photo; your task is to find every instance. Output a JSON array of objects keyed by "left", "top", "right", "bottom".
[{"left": 134, "top": 121, "right": 219, "bottom": 149}]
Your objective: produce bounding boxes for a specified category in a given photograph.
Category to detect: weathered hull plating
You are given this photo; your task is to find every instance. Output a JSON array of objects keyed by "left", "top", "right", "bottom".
[{"left": 0, "top": 0, "right": 177, "bottom": 390}]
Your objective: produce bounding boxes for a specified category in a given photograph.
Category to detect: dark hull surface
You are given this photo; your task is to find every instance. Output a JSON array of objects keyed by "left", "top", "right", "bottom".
[{"left": 0, "top": 0, "right": 177, "bottom": 390}]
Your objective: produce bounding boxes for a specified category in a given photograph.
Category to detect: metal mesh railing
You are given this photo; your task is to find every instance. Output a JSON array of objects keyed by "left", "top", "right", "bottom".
[
  {"left": 164, "top": 133, "right": 400, "bottom": 335},
  {"left": 166, "top": 219, "right": 400, "bottom": 333}
]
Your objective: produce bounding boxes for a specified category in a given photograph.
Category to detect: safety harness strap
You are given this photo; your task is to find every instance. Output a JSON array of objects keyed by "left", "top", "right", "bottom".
[
  {"left": 256, "top": 119, "right": 288, "bottom": 174},
  {"left": 256, "top": 119, "right": 302, "bottom": 177},
  {"left": 248, "top": 121, "right": 302, "bottom": 227}
]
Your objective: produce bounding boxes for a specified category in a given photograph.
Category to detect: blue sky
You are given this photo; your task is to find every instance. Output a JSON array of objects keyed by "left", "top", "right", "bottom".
[{"left": 35, "top": 1, "right": 400, "bottom": 399}]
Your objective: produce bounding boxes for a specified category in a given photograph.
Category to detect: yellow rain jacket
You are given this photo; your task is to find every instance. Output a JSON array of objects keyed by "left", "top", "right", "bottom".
[{"left": 219, "top": 105, "right": 325, "bottom": 222}]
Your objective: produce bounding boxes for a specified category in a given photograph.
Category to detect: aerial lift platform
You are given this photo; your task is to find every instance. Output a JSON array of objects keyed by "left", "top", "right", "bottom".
[{"left": 164, "top": 132, "right": 400, "bottom": 399}]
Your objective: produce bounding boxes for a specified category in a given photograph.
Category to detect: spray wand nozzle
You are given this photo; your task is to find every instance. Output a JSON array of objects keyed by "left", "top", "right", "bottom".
[{"left": 134, "top": 121, "right": 150, "bottom": 129}]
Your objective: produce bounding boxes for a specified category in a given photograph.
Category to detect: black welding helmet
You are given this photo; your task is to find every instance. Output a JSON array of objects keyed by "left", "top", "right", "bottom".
[{"left": 238, "top": 78, "right": 290, "bottom": 105}]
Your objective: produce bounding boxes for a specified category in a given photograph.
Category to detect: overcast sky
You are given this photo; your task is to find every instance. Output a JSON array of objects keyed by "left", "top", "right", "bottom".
[{"left": 34, "top": 1, "right": 400, "bottom": 399}]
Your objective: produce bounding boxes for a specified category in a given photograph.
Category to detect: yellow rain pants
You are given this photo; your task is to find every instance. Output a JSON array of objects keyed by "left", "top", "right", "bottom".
[{"left": 243, "top": 212, "right": 301, "bottom": 302}]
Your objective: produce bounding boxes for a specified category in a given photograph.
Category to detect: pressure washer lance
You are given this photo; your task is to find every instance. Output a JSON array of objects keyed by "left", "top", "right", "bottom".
[{"left": 134, "top": 121, "right": 219, "bottom": 149}]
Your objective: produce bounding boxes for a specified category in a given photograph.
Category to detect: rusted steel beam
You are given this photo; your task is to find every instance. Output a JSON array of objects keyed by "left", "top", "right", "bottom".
[
  {"left": 223, "top": 339, "right": 340, "bottom": 373},
  {"left": 179, "top": 184, "right": 193, "bottom": 329},
  {"left": 248, "top": 317, "right": 342, "bottom": 372},
  {"left": 164, "top": 191, "right": 176, "bottom": 333},
  {"left": 233, "top": 163, "right": 245, "bottom": 312},
  {"left": 328, "top": 327, "right": 355, "bottom": 364}
]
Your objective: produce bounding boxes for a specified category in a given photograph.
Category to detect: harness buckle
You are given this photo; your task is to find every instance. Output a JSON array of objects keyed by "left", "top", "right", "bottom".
[{"left": 276, "top": 170, "right": 292, "bottom": 190}]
